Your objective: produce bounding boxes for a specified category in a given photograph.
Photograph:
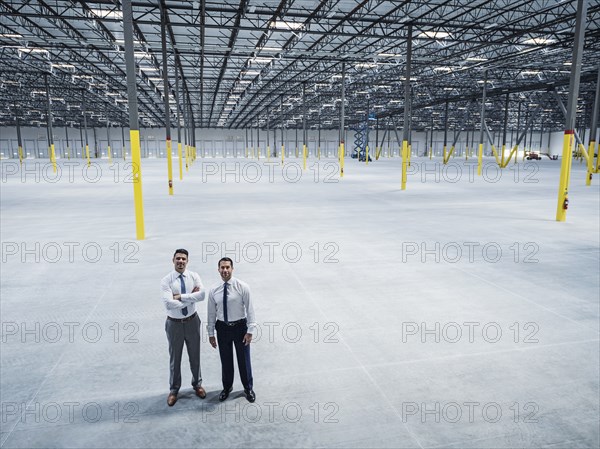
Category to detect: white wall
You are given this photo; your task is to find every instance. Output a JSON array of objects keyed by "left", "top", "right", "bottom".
[{"left": 0, "top": 126, "right": 597, "bottom": 159}]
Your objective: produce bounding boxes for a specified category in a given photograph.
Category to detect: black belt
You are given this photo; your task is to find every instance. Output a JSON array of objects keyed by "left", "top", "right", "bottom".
[
  {"left": 167, "top": 312, "right": 197, "bottom": 323},
  {"left": 217, "top": 318, "right": 246, "bottom": 327}
]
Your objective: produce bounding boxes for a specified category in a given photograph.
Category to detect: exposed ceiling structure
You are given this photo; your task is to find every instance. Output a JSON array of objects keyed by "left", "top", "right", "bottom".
[{"left": 1, "top": 0, "right": 599, "bottom": 136}]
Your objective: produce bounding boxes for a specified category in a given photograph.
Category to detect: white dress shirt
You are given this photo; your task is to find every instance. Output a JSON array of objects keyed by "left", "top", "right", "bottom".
[
  {"left": 161, "top": 269, "right": 205, "bottom": 318},
  {"left": 207, "top": 276, "right": 256, "bottom": 336}
]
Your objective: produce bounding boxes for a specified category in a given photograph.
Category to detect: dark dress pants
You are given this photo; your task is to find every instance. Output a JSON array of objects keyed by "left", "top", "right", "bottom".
[{"left": 216, "top": 320, "right": 253, "bottom": 391}]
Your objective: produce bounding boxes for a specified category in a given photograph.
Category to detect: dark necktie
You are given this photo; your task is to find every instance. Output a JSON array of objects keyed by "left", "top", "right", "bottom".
[
  {"left": 223, "top": 282, "right": 229, "bottom": 323},
  {"left": 179, "top": 274, "right": 188, "bottom": 316}
]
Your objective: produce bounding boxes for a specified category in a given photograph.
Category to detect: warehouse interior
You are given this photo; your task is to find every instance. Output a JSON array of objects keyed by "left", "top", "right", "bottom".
[{"left": 1, "top": 1, "right": 599, "bottom": 448}]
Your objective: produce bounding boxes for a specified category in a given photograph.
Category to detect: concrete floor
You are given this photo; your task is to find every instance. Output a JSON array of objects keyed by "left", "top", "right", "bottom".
[{"left": 1, "top": 154, "right": 598, "bottom": 448}]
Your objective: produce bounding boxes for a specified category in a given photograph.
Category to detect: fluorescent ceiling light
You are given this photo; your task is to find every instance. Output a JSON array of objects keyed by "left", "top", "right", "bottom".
[
  {"left": 260, "top": 47, "right": 282, "bottom": 52},
  {"left": 378, "top": 53, "right": 402, "bottom": 57},
  {"left": 18, "top": 47, "right": 48, "bottom": 54},
  {"left": 243, "top": 70, "right": 261, "bottom": 76},
  {"left": 522, "top": 37, "right": 555, "bottom": 45},
  {"left": 251, "top": 57, "right": 273, "bottom": 64},
  {"left": 0, "top": 33, "right": 22, "bottom": 38},
  {"left": 52, "top": 63, "right": 75, "bottom": 70},
  {"left": 418, "top": 31, "right": 451, "bottom": 39},
  {"left": 433, "top": 66, "right": 453, "bottom": 72},
  {"left": 466, "top": 57, "right": 488, "bottom": 62},
  {"left": 90, "top": 9, "right": 123, "bottom": 19},
  {"left": 134, "top": 51, "right": 150, "bottom": 58},
  {"left": 269, "top": 21, "right": 304, "bottom": 30},
  {"left": 356, "top": 62, "right": 377, "bottom": 68},
  {"left": 522, "top": 70, "right": 540, "bottom": 75}
]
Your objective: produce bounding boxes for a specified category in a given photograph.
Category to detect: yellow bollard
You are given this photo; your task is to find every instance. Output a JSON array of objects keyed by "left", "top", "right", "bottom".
[
  {"left": 129, "top": 129, "right": 145, "bottom": 239},
  {"left": 401, "top": 140, "right": 408, "bottom": 190},
  {"left": 178, "top": 142, "right": 183, "bottom": 180},
  {"left": 166, "top": 139, "right": 173, "bottom": 195},
  {"left": 281, "top": 144, "right": 285, "bottom": 165},
  {"left": 50, "top": 144, "right": 56, "bottom": 173},
  {"left": 318, "top": 146, "right": 321, "bottom": 160},
  {"left": 303, "top": 144, "right": 307, "bottom": 170},
  {"left": 267, "top": 145, "right": 270, "bottom": 160},
  {"left": 556, "top": 132, "right": 574, "bottom": 222},
  {"left": 86, "top": 144, "right": 90, "bottom": 167},
  {"left": 477, "top": 143, "right": 483, "bottom": 175}
]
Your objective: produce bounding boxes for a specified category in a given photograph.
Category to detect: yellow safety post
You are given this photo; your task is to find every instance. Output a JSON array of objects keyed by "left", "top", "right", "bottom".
[
  {"left": 130, "top": 129, "right": 145, "bottom": 239},
  {"left": 18, "top": 146, "right": 24, "bottom": 165},
  {"left": 303, "top": 144, "right": 307, "bottom": 169},
  {"left": 66, "top": 145, "right": 70, "bottom": 160},
  {"left": 166, "top": 138, "right": 173, "bottom": 195},
  {"left": 107, "top": 145, "right": 112, "bottom": 163},
  {"left": 489, "top": 144, "right": 501, "bottom": 165},
  {"left": 281, "top": 144, "right": 285, "bottom": 165},
  {"left": 86, "top": 144, "right": 90, "bottom": 167},
  {"left": 556, "top": 131, "right": 574, "bottom": 221},
  {"left": 501, "top": 145, "right": 519, "bottom": 168},
  {"left": 257, "top": 145, "right": 260, "bottom": 161},
  {"left": 267, "top": 145, "right": 270, "bottom": 160},
  {"left": 318, "top": 146, "right": 321, "bottom": 160},
  {"left": 500, "top": 144, "right": 506, "bottom": 166},
  {"left": 340, "top": 142, "right": 345, "bottom": 177},
  {"left": 185, "top": 145, "right": 189, "bottom": 171},
  {"left": 429, "top": 146, "right": 432, "bottom": 159},
  {"left": 401, "top": 140, "right": 408, "bottom": 190},
  {"left": 295, "top": 145, "right": 298, "bottom": 158},
  {"left": 477, "top": 143, "right": 483, "bottom": 176},
  {"left": 443, "top": 146, "right": 455, "bottom": 164},
  {"left": 443, "top": 145, "right": 447, "bottom": 163},
  {"left": 178, "top": 142, "right": 183, "bottom": 180},
  {"left": 50, "top": 144, "right": 56, "bottom": 172}
]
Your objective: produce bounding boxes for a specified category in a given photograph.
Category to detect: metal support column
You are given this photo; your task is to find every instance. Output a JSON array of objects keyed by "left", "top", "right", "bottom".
[
  {"left": 44, "top": 74, "right": 56, "bottom": 171},
  {"left": 401, "top": 24, "right": 412, "bottom": 189},
  {"left": 106, "top": 113, "right": 112, "bottom": 162},
  {"left": 501, "top": 93, "right": 509, "bottom": 165},
  {"left": 589, "top": 65, "right": 600, "bottom": 174},
  {"left": 160, "top": 1, "right": 173, "bottom": 194},
  {"left": 556, "top": 0, "right": 587, "bottom": 221},
  {"left": 15, "top": 108, "right": 24, "bottom": 164},
  {"left": 477, "top": 71, "right": 488, "bottom": 175},
  {"left": 175, "top": 73, "right": 183, "bottom": 179},
  {"left": 65, "top": 125, "right": 70, "bottom": 160},
  {"left": 82, "top": 91, "right": 90, "bottom": 166},
  {"left": 339, "top": 62, "right": 346, "bottom": 177},
  {"left": 302, "top": 82, "right": 307, "bottom": 169},
  {"left": 122, "top": 0, "right": 145, "bottom": 239}
]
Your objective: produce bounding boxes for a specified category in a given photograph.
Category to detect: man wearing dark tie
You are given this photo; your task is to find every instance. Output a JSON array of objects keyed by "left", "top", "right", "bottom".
[
  {"left": 207, "top": 257, "right": 256, "bottom": 403},
  {"left": 161, "top": 249, "right": 206, "bottom": 406}
]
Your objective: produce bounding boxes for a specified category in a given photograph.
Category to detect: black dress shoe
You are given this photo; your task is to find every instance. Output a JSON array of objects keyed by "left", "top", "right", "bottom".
[
  {"left": 244, "top": 389, "right": 256, "bottom": 403},
  {"left": 219, "top": 387, "right": 233, "bottom": 402}
]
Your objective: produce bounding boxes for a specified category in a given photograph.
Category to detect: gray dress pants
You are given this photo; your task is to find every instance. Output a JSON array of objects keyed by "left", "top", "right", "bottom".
[{"left": 165, "top": 313, "right": 202, "bottom": 393}]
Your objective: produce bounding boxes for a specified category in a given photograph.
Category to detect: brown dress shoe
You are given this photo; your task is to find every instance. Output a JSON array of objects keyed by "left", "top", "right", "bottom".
[
  {"left": 167, "top": 393, "right": 177, "bottom": 406},
  {"left": 194, "top": 386, "right": 206, "bottom": 399}
]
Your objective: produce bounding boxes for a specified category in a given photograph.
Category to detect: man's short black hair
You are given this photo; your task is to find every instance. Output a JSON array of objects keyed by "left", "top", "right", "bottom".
[
  {"left": 218, "top": 257, "right": 233, "bottom": 268},
  {"left": 174, "top": 248, "right": 189, "bottom": 258}
]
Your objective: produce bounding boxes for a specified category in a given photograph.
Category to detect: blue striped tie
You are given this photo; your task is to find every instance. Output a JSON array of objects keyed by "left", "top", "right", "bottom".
[
  {"left": 179, "top": 275, "right": 188, "bottom": 316},
  {"left": 223, "top": 282, "right": 228, "bottom": 323}
]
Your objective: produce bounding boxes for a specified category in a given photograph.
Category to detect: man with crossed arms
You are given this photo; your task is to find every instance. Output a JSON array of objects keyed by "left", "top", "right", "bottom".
[
  {"left": 207, "top": 257, "right": 256, "bottom": 403},
  {"left": 161, "top": 248, "right": 206, "bottom": 406}
]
